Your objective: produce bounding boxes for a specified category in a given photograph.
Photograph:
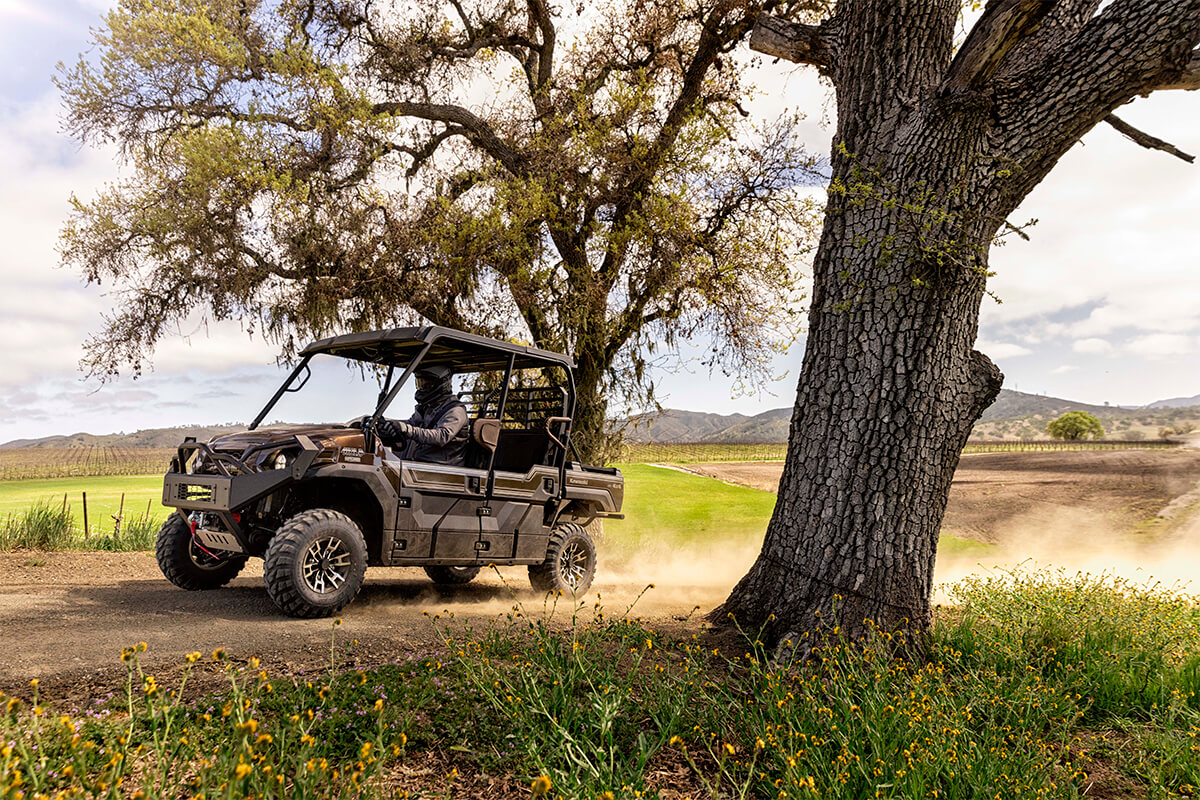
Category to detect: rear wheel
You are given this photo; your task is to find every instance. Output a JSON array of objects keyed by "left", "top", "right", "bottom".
[
  {"left": 263, "top": 509, "right": 367, "bottom": 618},
  {"left": 156, "top": 513, "right": 248, "bottom": 590},
  {"left": 424, "top": 565, "right": 481, "bottom": 585},
  {"left": 529, "top": 523, "right": 596, "bottom": 594}
]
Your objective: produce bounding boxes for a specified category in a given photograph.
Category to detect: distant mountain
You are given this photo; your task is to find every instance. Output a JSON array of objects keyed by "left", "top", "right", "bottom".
[
  {"left": 623, "top": 409, "right": 749, "bottom": 443},
  {"left": 977, "top": 389, "right": 1113, "bottom": 422},
  {"left": 1, "top": 424, "right": 246, "bottom": 449},
  {"left": 699, "top": 408, "right": 791, "bottom": 443},
  {"left": 7, "top": 386, "right": 1200, "bottom": 449},
  {"left": 625, "top": 389, "right": 1200, "bottom": 444},
  {"left": 1145, "top": 393, "right": 1200, "bottom": 409}
]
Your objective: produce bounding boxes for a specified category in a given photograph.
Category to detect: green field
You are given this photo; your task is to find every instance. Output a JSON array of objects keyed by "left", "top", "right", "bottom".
[
  {"left": 0, "top": 474, "right": 169, "bottom": 537},
  {"left": 0, "top": 466, "right": 991, "bottom": 557},
  {"left": 605, "top": 464, "right": 990, "bottom": 565}
]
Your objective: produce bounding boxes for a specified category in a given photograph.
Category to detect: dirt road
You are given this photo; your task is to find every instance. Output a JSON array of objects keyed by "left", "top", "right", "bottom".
[{"left": 0, "top": 553, "right": 719, "bottom": 698}]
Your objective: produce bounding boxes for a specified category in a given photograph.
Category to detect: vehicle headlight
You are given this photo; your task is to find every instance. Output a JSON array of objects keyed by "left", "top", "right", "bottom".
[{"left": 271, "top": 452, "right": 291, "bottom": 470}]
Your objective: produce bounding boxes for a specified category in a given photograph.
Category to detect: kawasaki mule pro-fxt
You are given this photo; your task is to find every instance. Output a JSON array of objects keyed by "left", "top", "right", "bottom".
[{"left": 157, "top": 327, "right": 624, "bottom": 618}]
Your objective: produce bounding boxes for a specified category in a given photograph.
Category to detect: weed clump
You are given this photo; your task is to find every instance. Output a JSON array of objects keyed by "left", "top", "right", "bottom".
[{"left": 0, "top": 500, "right": 74, "bottom": 551}]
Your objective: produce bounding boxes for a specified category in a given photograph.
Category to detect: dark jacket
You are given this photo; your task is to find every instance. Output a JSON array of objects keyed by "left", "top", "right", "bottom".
[{"left": 394, "top": 395, "right": 469, "bottom": 466}]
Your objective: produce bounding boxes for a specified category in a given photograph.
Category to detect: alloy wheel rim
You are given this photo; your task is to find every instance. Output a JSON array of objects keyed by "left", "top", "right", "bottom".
[
  {"left": 302, "top": 536, "right": 352, "bottom": 594},
  {"left": 558, "top": 540, "right": 589, "bottom": 588}
]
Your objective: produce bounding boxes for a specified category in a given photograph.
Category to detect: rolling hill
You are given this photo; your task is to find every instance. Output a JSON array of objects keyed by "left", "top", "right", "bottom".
[{"left": 5, "top": 389, "right": 1199, "bottom": 448}]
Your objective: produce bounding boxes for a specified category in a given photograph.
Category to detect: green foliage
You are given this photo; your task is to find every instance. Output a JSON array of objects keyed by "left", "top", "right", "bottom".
[
  {"left": 3, "top": 570, "right": 1198, "bottom": 797},
  {"left": 57, "top": 0, "right": 820, "bottom": 461},
  {"left": 1046, "top": 411, "right": 1106, "bottom": 441}
]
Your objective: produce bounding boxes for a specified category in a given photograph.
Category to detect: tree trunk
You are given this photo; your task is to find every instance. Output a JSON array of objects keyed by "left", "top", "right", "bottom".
[
  {"left": 713, "top": 197, "right": 1002, "bottom": 650},
  {"left": 715, "top": 0, "right": 1200, "bottom": 652},
  {"left": 571, "top": 347, "right": 613, "bottom": 466},
  {"left": 713, "top": 0, "right": 1002, "bottom": 651}
]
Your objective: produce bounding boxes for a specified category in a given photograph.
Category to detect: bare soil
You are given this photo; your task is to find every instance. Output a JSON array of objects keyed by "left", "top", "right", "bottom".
[
  {"left": 0, "top": 554, "right": 712, "bottom": 701},
  {"left": 688, "top": 449, "right": 1200, "bottom": 544}
]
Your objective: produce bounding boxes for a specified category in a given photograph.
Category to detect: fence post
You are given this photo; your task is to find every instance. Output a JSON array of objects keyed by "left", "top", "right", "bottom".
[
  {"left": 113, "top": 492, "right": 125, "bottom": 537},
  {"left": 82, "top": 491, "right": 89, "bottom": 540}
]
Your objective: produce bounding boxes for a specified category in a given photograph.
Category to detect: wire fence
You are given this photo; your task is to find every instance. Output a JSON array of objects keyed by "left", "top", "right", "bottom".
[{"left": 619, "top": 438, "right": 1180, "bottom": 464}]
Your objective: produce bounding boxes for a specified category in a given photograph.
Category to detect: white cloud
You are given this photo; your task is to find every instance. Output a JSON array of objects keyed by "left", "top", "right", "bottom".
[
  {"left": 1051, "top": 365, "right": 1079, "bottom": 374},
  {"left": 982, "top": 90, "right": 1200, "bottom": 339},
  {"left": 0, "top": 0, "right": 62, "bottom": 25},
  {"left": 1125, "top": 333, "right": 1195, "bottom": 359},
  {"left": 151, "top": 321, "right": 282, "bottom": 374},
  {"left": 1073, "top": 338, "right": 1113, "bottom": 355},
  {"left": 979, "top": 342, "right": 1032, "bottom": 359}
]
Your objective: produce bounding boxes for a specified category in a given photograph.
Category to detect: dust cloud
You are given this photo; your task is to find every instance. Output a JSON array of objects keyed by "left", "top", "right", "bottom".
[
  {"left": 934, "top": 503, "right": 1200, "bottom": 603},
  {"left": 592, "top": 537, "right": 763, "bottom": 615}
]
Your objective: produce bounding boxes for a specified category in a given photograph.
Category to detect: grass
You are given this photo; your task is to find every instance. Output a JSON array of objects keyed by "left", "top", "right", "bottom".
[
  {"left": 0, "top": 475, "right": 169, "bottom": 540},
  {"left": 0, "top": 464, "right": 991, "bottom": 558},
  {"left": 2, "top": 569, "right": 1197, "bottom": 798},
  {"left": 606, "top": 464, "right": 992, "bottom": 567},
  {"left": 0, "top": 498, "right": 161, "bottom": 552}
]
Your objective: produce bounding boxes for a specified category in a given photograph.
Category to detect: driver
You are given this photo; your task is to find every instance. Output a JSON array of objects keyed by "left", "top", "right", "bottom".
[{"left": 371, "top": 365, "right": 469, "bottom": 466}]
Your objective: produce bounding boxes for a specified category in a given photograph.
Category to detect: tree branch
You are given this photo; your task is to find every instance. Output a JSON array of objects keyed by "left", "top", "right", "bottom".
[
  {"left": 372, "top": 101, "right": 522, "bottom": 174},
  {"left": 1104, "top": 113, "right": 1196, "bottom": 162},
  {"left": 1154, "top": 47, "right": 1200, "bottom": 90},
  {"left": 748, "top": 12, "right": 836, "bottom": 71},
  {"left": 941, "top": 0, "right": 1055, "bottom": 94},
  {"left": 527, "top": 0, "right": 556, "bottom": 111},
  {"left": 995, "top": 0, "right": 1200, "bottom": 205}
]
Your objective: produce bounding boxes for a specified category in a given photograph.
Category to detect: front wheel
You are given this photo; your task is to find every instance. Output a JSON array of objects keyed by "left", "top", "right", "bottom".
[
  {"left": 529, "top": 523, "right": 596, "bottom": 594},
  {"left": 263, "top": 509, "right": 367, "bottom": 618},
  {"left": 156, "top": 513, "right": 248, "bottom": 590},
  {"left": 424, "top": 565, "right": 481, "bottom": 585}
]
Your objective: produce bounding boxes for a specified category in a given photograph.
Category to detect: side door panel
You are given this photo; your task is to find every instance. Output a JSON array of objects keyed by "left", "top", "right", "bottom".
[{"left": 392, "top": 463, "right": 488, "bottom": 565}]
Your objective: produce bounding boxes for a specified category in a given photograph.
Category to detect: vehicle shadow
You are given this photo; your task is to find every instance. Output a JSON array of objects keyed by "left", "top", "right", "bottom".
[{"left": 59, "top": 576, "right": 519, "bottom": 623}]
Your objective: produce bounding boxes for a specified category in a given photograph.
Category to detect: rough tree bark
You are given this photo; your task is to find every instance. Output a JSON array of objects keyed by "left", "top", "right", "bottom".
[{"left": 716, "top": 0, "right": 1200, "bottom": 652}]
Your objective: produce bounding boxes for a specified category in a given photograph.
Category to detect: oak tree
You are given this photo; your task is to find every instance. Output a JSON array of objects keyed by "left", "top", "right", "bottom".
[
  {"left": 57, "top": 0, "right": 818, "bottom": 461},
  {"left": 714, "top": 0, "right": 1200, "bottom": 651},
  {"left": 1046, "top": 411, "right": 1104, "bottom": 440}
]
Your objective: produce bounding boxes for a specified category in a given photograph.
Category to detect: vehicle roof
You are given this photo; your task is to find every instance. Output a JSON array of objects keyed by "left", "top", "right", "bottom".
[{"left": 299, "top": 326, "right": 575, "bottom": 372}]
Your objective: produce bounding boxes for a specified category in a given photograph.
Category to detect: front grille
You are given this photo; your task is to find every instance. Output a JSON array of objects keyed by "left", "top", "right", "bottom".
[{"left": 177, "top": 484, "right": 215, "bottom": 502}]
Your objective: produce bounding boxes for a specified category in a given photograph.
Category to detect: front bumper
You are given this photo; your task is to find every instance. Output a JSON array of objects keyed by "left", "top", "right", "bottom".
[{"left": 161, "top": 435, "right": 321, "bottom": 552}]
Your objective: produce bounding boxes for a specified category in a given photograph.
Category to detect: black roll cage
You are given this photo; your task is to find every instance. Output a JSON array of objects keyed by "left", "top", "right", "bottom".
[{"left": 247, "top": 326, "right": 579, "bottom": 492}]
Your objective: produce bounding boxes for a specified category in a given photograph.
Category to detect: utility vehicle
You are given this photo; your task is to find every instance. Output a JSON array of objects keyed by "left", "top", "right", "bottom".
[{"left": 157, "top": 326, "right": 624, "bottom": 617}]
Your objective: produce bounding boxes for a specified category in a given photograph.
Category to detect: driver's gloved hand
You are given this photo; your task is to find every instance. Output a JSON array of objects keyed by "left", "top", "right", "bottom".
[{"left": 376, "top": 418, "right": 406, "bottom": 445}]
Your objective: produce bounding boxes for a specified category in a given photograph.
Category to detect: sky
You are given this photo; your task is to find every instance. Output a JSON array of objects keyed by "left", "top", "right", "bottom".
[{"left": 0, "top": 1, "right": 1198, "bottom": 444}]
